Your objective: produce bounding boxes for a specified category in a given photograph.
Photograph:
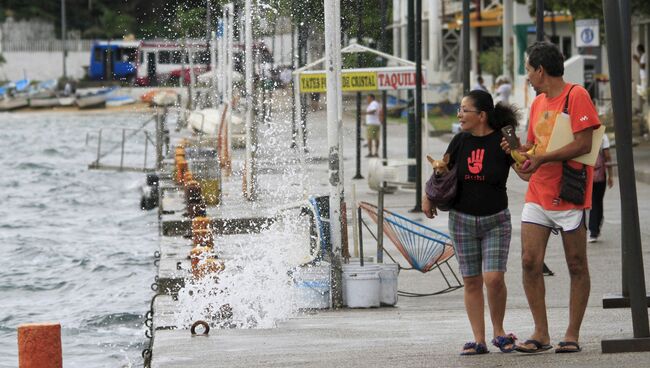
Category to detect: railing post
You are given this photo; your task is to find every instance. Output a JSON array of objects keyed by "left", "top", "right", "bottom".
[
  {"left": 377, "top": 185, "right": 384, "bottom": 263},
  {"left": 120, "top": 128, "right": 126, "bottom": 171},
  {"left": 96, "top": 129, "right": 102, "bottom": 166},
  {"left": 144, "top": 131, "right": 149, "bottom": 170},
  {"left": 156, "top": 109, "right": 163, "bottom": 170}
]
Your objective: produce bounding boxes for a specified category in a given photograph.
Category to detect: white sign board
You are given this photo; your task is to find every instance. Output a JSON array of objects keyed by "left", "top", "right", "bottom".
[{"left": 575, "top": 19, "right": 599, "bottom": 47}]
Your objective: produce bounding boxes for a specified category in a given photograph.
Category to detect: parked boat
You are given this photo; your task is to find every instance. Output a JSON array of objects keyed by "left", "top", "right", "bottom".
[
  {"left": 75, "top": 87, "right": 116, "bottom": 109},
  {"left": 188, "top": 105, "right": 243, "bottom": 140},
  {"left": 106, "top": 95, "right": 136, "bottom": 107},
  {"left": 0, "top": 96, "right": 29, "bottom": 111},
  {"left": 29, "top": 96, "right": 60, "bottom": 108},
  {"left": 58, "top": 96, "right": 76, "bottom": 106}
]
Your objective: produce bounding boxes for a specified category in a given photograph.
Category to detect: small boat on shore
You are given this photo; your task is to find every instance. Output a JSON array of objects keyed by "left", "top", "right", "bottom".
[
  {"left": 106, "top": 95, "right": 136, "bottom": 107},
  {"left": 0, "top": 79, "right": 30, "bottom": 111},
  {"left": 0, "top": 96, "right": 29, "bottom": 111},
  {"left": 58, "top": 96, "right": 76, "bottom": 106},
  {"left": 29, "top": 97, "right": 60, "bottom": 108},
  {"left": 75, "top": 87, "right": 116, "bottom": 109}
]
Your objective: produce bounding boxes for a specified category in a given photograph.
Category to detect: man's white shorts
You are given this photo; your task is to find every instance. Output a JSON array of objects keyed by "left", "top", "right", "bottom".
[{"left": 521, "top": 203, "right": 584, "bottom": 232}]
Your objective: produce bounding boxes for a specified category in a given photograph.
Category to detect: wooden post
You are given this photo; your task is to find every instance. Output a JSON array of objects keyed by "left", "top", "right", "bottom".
[{"left": 18, "top": 323, "right": 62, "bottom": 368}]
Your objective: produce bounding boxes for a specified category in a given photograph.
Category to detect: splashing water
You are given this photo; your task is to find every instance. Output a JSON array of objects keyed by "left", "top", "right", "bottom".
[{"left": 174, "top": 211, "right": 316, "bottom": 329}]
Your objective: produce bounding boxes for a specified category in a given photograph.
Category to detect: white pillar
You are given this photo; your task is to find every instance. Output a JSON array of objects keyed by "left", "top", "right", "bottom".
[
  {"left": 502, "top": 0, "right": 513, "bottom": 83},
  {"left": 428, "top": 0, "right": 441, "bottom": 72},
  {"left": 210, "top": 31, "right": 218, "bottom": 105},
  {"left": 226, "top": 4, "right": 234, "bottom": 151},
  {"left": 244, "top": 0, "right": 256, "bottom": 200},
  {"left": 324, "top": 0, "right": 344, "bottom": 308}
]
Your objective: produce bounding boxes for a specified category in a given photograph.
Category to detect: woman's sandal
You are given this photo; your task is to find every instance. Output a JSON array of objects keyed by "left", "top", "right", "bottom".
[
  {"left": 460, "top": 342, "right": 489, "bottom": 356},
  {"left": 492, "top": 333, "right": 517, "bottom": 353}
]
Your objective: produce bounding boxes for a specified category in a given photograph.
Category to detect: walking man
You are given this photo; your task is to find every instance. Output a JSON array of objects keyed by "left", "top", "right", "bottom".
[
  {"left": 363, "top": 94, "right": 381, "bottom": 157},
  {"left": 503, "top": 41, "right": 600, "bottom": 354}
]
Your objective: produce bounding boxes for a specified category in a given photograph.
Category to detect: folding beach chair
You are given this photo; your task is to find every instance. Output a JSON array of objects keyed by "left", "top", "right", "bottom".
[{"left": 358, "top": 201, "right": 463, "bottom": 296}]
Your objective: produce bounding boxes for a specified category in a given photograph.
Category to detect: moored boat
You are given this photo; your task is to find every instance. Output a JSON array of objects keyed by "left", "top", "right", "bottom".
[{"left": 75, "top": 87, "right": 116, "bottom": 109}]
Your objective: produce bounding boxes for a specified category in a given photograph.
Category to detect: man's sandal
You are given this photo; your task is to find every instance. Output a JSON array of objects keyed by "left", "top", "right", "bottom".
[
  {"left": 514, "top": 339, "right": 553, "bottom": 353},
  {"left": 555, "top": 341, "right": 582, "bottom": 353}
]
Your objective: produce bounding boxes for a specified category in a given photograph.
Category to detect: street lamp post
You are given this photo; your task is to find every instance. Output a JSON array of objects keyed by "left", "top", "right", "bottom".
[{"left": 61, "top": 0, "right": 67, "bottom": 79}]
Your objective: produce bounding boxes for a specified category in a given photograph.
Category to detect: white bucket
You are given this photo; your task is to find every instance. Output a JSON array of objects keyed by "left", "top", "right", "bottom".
[
  {"left": 342, "top": 263, "right": 381, "bottom": 308},
  {"left": 378, "top": 263, "right": 399, "bottom": 306},
  {"left": 293, "top": 264, "right": 331, "bottom": 309}
]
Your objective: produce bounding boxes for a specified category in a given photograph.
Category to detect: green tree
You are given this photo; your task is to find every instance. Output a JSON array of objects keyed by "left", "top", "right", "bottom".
[
  {"left": 479, "top": 46, "right": 503, "bottom": 81},
  {"left": 517, "top": 0, "right": 650, "bottom": 27},
  {"left": 175, "top": 5, "right": 206, "bottom": 39}
]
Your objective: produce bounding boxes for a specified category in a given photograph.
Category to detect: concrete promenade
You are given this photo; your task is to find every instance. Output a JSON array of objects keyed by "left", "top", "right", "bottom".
[{"left": 151, "top": 100, "right": 650, "bottom": 367}]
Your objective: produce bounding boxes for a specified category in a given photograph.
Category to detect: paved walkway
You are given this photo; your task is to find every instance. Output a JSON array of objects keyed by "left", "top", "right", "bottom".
[{"left": 151, "top": 97, "right": 650, "bottom": 367}]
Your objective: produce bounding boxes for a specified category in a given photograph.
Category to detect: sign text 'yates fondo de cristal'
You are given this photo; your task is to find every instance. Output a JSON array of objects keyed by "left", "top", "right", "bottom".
[{"left": 298, "top": 68, "right": 426, "bottom": 93}]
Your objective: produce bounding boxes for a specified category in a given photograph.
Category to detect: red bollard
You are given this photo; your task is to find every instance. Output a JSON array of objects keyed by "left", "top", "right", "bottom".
[{"left": 17, "top": 322, "right": 63, "bottom": 368}]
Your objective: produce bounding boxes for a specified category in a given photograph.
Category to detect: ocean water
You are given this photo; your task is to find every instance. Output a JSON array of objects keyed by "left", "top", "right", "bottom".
[{"left": 0, "top": 111, "right": 158, "bottom": 367}]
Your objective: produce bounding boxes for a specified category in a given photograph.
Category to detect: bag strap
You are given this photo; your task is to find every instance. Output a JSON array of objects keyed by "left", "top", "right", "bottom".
[
  {"left": 562, "top": 84, "right": 578, "bottom": 115},
  {"left": 562, "top": 84, "right": 583, "bottom": 168}
]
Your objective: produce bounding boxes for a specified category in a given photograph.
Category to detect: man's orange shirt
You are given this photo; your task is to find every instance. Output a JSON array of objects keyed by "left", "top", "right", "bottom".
[{"left": 526, "top": 83, "right": 601, "bottom": 210}]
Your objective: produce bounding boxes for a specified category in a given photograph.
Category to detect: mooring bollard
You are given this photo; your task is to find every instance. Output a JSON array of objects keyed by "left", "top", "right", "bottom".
[
  {"left": 17, "top": 322, "right": 62, "bottom": 368},
  {"left": 191, "top": 216, "right": 211, "bottom": 232},
  {"left": 192, "top": 228, "right": 214, "bottom": 248}
]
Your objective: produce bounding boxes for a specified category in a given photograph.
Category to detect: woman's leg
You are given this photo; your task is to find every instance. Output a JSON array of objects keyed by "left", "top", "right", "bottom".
[
  {"left": 479, "top": 210, "right": 512, "bottom": 339},
  {"left": 484, "top": 271, "right": 507, "bottom": 338},
  {"left": 449, "top": 210, "right": 485, "bottom": 351},
  {"left": 463, "top": 275, "right": 486, "bottom": 348}
]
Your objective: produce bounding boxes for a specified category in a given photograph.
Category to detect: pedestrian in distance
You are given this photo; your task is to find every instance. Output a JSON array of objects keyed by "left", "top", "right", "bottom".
[
  {"left": 588, "top": 134, "right": 614, "bottom": 243},
  {"left": 472, "top": 75, "right": 489, "bottom": 93},
  {"left": 494, "top": 76, "right": 512, "bottom": 105},
  {"left": 361, "top": 94, "right": 381, "bottom": 157},
  {"left": 423, "top": 89, "right": 529, "bottom": 355},
  {"left": 633, "top": 43, "right": 646, "bottom": 95},
  {"left": 501, "top": 41, "right": 600, "bottom": 354}
]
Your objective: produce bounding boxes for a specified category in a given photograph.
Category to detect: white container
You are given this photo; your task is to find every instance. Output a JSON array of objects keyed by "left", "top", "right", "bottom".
[
  {"left": 342, "top": 263, "right": 381, "bottom": 308},
  {"left": 293, "top": 264, "right": 331, "bottom": 309},
  {"left": 378, "top": 263, "right": 399, "bottom": 306}
]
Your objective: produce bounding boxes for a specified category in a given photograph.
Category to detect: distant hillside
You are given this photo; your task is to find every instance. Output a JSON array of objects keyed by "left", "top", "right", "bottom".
[{"left": 0, "top": 0, "right": 209, "bottom": 39}]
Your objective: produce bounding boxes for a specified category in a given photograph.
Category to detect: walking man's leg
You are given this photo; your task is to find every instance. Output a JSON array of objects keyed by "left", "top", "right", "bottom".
[
  {"left": 558, "top": 219, "right": 590, "bottom": 350},
  {"left": 517, "top": 222, "right": 552, "bottom": 350},
  {"left": 588, "top": 182, "right": 606, "bottom": 240}
]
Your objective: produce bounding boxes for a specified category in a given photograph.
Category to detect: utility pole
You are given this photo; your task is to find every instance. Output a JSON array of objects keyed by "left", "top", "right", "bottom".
[
  {"left": 600, "top": 0, "right": 650, "bottom": 353},
  {"left": 61, "top": 0, "right": 67, "bottom": 79}
]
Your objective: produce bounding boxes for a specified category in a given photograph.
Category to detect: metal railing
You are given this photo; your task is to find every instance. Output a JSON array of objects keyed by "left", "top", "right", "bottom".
[{"left": 88, "top": 114, "right": 162, "bottom": 172}]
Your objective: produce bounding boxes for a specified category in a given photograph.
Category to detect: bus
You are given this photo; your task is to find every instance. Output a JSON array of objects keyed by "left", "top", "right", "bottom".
[
  {"left": 88, "top": 41, "right": 140, "bottom": 82},
  {"left": 135, "top": 40, "right": 211, "bottom": 86}
]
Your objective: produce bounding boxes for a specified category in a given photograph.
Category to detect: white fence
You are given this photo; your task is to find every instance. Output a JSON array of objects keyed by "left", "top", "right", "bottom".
[
  {"left": 0, "top": 51, "right": 88, "bottom": 81},
  {"left": 1, "top": 39, "right": 95, "bottom": 53}
]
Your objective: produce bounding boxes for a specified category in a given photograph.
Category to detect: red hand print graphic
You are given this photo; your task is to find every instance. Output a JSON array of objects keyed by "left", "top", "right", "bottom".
[{"left": 467, "top": 149, "right": 484, "bottom": 174}]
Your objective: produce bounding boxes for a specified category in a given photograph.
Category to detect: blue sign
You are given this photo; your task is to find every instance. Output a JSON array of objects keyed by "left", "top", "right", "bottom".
[{"left": 581, "top": 28, "right": 594, "bottom": 44}]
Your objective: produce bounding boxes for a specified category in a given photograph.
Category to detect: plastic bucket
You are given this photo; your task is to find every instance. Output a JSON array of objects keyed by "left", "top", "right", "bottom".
[
  {"left": 378, "top": 263, "right": 399, "bottom": 306},
  {"left": 293, "top": 264, "right": 331, "bottom": 309},
  {"left": 342, "top": 263, "right": 380, "bottom": 308}
]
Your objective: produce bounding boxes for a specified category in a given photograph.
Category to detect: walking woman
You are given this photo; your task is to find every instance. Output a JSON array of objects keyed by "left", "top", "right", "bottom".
[{"left": 422, "top": 90, "right": 527, "bottom": 355}]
